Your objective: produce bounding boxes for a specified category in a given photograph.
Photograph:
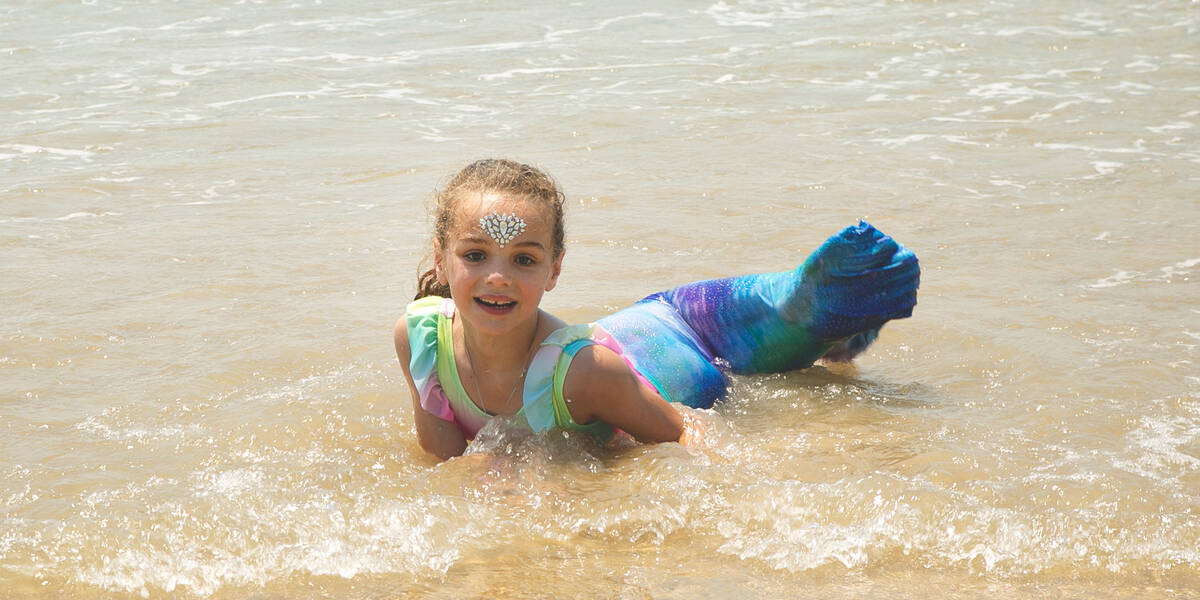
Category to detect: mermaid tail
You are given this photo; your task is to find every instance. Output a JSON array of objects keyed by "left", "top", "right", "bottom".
[{"left": 598, "top": 221, "right": 919, "bottom": 408}]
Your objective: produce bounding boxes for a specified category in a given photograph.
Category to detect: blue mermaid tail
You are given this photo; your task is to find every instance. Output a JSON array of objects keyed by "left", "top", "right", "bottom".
[{"left": 597, "top": 221, "right": 919, "bottom": 409}]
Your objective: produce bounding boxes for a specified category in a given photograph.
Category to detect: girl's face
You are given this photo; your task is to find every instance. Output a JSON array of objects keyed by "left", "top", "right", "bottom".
[{"left": 434, "top": 191, "right": 563, "bottom": 337}]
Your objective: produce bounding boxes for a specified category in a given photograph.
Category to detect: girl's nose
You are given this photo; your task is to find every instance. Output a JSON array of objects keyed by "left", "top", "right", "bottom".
[{"left": 484, "top": 264, "right": 511, "bottom": 286}]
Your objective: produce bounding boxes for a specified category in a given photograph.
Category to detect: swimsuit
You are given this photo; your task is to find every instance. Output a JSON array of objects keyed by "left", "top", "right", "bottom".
[
  {"left": 406, "top": 297, "right": 646, "bottom": 441},
  {"left": 407, "top": 221, "right": 920, "bottom": 436}
]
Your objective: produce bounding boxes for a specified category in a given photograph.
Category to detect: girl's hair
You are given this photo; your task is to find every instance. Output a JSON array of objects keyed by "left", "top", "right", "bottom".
[{"left": 414, "top": 159, "right": 566, "bottom": 300}]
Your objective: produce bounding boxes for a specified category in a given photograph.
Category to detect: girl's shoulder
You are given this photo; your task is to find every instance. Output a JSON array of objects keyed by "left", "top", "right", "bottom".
[
  {"left": 396, "top": 295, "right": 450, "bottom": 370},
  {"left": 559, "top": 341, "right": 632, "bottom": 391},
  {"left": 530, "top": 322, "right": 633, "bottom": 398}
]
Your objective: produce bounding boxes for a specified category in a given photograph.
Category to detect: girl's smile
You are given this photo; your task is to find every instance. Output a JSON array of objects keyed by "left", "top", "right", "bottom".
[{"left": 474, "top": 294, "right": 517, "bottom": 314}]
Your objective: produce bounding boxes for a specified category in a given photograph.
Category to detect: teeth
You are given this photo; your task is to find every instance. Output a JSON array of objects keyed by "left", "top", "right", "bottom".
[{"left": 478, "top": 298, "right": 515, "bottom": 307}]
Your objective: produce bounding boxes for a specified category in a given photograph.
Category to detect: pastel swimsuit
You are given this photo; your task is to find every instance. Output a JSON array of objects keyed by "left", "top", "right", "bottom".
[{"left": 406, "top": 296, "right": 657, "bottom": 441}]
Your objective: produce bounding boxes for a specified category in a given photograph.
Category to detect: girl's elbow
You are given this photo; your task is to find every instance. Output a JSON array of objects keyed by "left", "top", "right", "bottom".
[
  {"left": 414, "top": 421, "right": 467, "bottom": 460},
  {"left": 629, "top": 411, "right": 685, "bottom": 445},
  {"left": 419, "top": 436, "right": 465, "bottom": 461}
]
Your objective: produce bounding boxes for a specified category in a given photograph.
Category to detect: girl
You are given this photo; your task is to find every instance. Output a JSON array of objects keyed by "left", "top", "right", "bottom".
[{"left": 395, "top": 159, "right": 919, "bottom": 460}]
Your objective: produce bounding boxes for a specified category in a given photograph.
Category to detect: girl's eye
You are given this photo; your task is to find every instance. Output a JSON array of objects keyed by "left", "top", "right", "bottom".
[
  {"left": 515, "top": 255, "right": 536, "bottom": 267},
  {"left": 463, "top": 250, "right": 485, "bottom": 263}
]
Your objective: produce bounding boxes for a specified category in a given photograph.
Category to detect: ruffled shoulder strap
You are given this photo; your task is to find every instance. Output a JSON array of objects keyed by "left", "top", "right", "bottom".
[
  {"left": 521, "top": 323, "right": 614, "bottom": 440},
  {"left": 405, "top": 296, "right": 455, "bottom": 422}
]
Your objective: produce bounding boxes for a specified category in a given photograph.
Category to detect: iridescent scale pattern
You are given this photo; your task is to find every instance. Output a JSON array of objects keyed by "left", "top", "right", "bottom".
[{"left": 598, "top": 221, "right": 920, "bottom": 408}]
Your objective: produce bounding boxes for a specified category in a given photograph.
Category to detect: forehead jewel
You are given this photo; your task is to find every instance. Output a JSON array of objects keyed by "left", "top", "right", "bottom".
[{"left": 479, "top": 212, "right": 527, "bottom": 247}]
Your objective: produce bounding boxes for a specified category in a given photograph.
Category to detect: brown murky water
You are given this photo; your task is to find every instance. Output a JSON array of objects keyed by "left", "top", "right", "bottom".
[{"left": 2, "top": 0, "right": 1198, "bottom": 597}]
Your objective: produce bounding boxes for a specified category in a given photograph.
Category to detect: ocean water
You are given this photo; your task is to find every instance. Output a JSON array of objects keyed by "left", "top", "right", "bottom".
[{"left": 2, "top": 0, "right": 1198, "bottom": 598}]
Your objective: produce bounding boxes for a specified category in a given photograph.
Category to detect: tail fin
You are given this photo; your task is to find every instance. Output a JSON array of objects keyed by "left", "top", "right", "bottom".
[{"left": 782, "top": 220, "right": 920, "bottom": 342}]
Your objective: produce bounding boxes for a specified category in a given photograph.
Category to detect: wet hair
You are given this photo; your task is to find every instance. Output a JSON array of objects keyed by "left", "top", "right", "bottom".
[{"left": 414, "top": 159, "right": 566, "bottom": 300}]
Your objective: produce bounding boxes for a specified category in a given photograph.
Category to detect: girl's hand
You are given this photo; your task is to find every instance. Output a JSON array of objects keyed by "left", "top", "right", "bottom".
[{"left": 677, "top": 407, "right": 707, "bottom": 449}]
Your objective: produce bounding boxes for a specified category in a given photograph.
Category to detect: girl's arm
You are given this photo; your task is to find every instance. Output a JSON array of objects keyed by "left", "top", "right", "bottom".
[
  {"left": 394, "top": 316, "right": 468, "bottom": 460},
  {"left": 561, "top": 345, "right": 684, "bottom": 444}
]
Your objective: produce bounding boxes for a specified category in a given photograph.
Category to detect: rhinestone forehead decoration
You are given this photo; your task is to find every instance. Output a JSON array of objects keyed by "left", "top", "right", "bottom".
[{"left": 478, "top": 212, "right": 527, "bottom": 247}]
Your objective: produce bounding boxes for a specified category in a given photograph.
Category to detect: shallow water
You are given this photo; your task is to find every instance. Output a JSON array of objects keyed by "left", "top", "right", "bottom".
[{"left": 2, "top": 0, "right": 1198, "bottom": 598}]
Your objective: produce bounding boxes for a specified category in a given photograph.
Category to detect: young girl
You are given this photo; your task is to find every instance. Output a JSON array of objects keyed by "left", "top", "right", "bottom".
[{"left": 395, "top": 159, "right": 919, "bottom": 460}]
